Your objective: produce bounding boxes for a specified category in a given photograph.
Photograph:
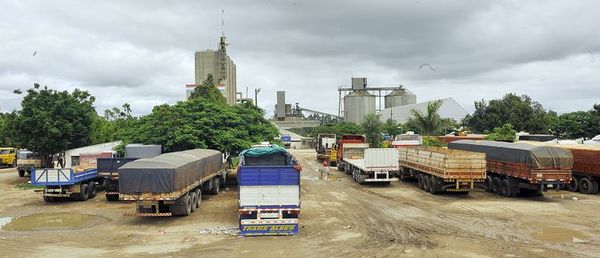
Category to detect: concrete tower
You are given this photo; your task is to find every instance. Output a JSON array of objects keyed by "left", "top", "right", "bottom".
[{"left": 194, "top": 36, "right": 237, "bottom": 104}]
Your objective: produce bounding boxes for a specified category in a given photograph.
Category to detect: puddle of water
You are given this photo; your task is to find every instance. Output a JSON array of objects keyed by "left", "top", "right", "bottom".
[
  {"left": 530, "top": 227, "right": 589, "bottom": 244},
  {"left": 1, "top": 213, "right": 110, "bottom": 231}
]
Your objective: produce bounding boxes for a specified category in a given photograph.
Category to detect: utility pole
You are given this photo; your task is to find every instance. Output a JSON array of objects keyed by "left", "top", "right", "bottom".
[{"left": 254, "top": 88, "right": 261, "bottom": 106}]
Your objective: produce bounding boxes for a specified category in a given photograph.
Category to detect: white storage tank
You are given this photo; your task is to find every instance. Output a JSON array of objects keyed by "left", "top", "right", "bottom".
[
  {"left": 384, "top": 88, "right": 417, "bottom": 109},
  {"left": 344, "top": 90, "right": 376, "bottom": 124}
]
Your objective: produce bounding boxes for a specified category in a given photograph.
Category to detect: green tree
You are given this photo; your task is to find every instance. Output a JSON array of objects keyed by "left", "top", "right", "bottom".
[
  {"left": 382, "top": 118, "right": 403, "bottom": 139},
  {"left": 90, "top": 103, "right": 137, "bottom": 144},
  {"left": 361, "top": 113, "right": 383, "bottom": 147},
  {"left": 407, "top": 100, "right": 453, "bottom": 136},
  {"left": 485, "top": 123, "right": 517, "bottom": 142},
  {"left": 465, "top": 94, "right": 556, "bottom": 133},
  {"left": 552, "top": 110, "right": 600, "bottom": 139},
  {"left": 310, "top": 122, "right": 364, "bottom": 139},
  {"left": 121, "top": 98, "right": 278, "bottom": 153},
  {"left": 189, "top": 74, "right": 227, "bottom": 105},
  {"left": 8, "top": 84, "right": 96, "bottom": 165}
]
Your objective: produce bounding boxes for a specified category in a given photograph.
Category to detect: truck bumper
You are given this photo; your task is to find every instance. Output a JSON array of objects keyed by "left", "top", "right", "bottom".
[
  {"left": 240, "top": 219, "right": 299, "bottom": 236},
  {"left": 123, "top": 212, "right": 173, "bottom": 217}
]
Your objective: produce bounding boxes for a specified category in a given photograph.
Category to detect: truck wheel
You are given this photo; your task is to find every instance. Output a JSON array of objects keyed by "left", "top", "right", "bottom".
[
  {"left": 567, "top": 176, "right": 579, "bottom": 192},
  {"left": 18, "top": 170, "right": 25, "bottom": 177},
  {"left": 43, "top": 195, "right": 54, "bottom": 203},
  {"left": 88, "top": 182, "right": 97, "bottom": 199},
  {"left": 507, "top": 178, "right": 520, "bottom": 197},
  {"left": 106, "top": 194, "right": 119, "bottom": 201},
  {"left": 580, "top": 178, "right": 594, "bottom": 194},
  {"left": 194, "top": 189, "right": 202, "bottom": 208},
  {"left": 491, "top": 177, "right": 501, "bottom": 194},
  {"left": 79, "top": 184, "right": 89, "bottom": 201},
  {"left": 429, "top": 177, "right": 439, "bottom": 194},
  {"left": 484, "top": 176, "right": 493, "bottom": 192},
  {"left": 189, "top": 192, "right": 197, "bottom": 212},
  {"left": 185, "top": 194, "right": 193, "bottom": 215},
  {"left": 417, "top": 174, "right": 424, "bottom": 189},
  {"left": 591, "top": 180, "right": 600, "bottom": 194},
  {"left": 500, "top": 179, "right": 509, "bottom": 196},
  {"left": 210, "top": 178, "right": 220, "bottom": 195},
  {"left": 12, "top": 160, "right": 17, "bottom": 168},
  {"left": 423, "top": 175, "right": 431, "bottom": 192}
]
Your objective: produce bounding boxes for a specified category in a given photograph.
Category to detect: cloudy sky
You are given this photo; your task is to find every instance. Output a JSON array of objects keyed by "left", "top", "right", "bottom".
[{"left": 1, "top": 0, "right": 599, "bottom": 117}]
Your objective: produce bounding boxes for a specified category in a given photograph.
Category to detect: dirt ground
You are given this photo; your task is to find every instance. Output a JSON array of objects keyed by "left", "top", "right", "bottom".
[{"left": 1, "top": 149, "right": 600, "bottom": 257}]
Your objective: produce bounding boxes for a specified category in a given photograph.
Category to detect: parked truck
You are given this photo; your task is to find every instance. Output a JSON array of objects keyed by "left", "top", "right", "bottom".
[
  {"left": 397, "top": 146, "right": 486, "bottom": 194},
  {"left": 521, "top": 142, "right": 600, "bottom": 194},
  {"left": 237, "top": 146, "right": 301, "bottom": 236},
  {"left": 119, "top": 149, "right": 227, "bottom": 216},
  {"left": 99, "top": 144, "right": 161, "bottom": 201},
  {"left": 16, "top": 150, "right": 41, "bottom": 177},
  {"left": 31, "top": 167, "right": 100, "bottom": 202},
  {"left": 336, "top": 134, "right": 366, "bottom": 171},
  {"left": 341, "top": 145, "right": 399, "bottom": 185},
  {"left": 448, "top": 140, "right": 573, "bottom": 196},
  {"left": 0, "top": 147, "right": 17, "bottom": 168},
  {"left": 315, "top": 133, "right": 337, "bottom": 166}
]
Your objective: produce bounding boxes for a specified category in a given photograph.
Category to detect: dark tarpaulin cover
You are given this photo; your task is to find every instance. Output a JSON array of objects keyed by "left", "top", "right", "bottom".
[
  {"left": 448, "top": 140, "right": 572, "bottom": 169},
  {"left": 118, "top": 149, "right": 222, "bottom": 194},
  {"left": 239, "top": 146, "right": 296, "bottom": 166}
]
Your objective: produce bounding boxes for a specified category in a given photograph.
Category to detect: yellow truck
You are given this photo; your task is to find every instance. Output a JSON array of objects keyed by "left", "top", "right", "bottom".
[{"left": 0, "top": 147, "right": 17, "bottom": 168}]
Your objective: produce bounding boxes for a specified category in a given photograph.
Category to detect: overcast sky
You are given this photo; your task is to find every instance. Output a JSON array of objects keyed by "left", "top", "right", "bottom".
[{"left": 1, "top": 0, "right": 599, "bottom": 117}]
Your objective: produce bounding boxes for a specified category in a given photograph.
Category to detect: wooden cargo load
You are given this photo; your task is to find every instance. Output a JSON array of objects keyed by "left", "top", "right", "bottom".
[{"left": 399, "top": 147, "right": 486, "bottom": 180}]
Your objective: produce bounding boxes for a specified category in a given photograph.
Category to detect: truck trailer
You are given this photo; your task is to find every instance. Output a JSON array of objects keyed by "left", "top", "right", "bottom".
[
  {"left": 521, "top": 142, "right": 600, "bottom": 194},
  {"left": 336, "top": 134, "right": 366, "bottom": 171},
  {"left": 448, "top": 140, "right": 573, "bottom": 196},
  {"left": 397, "top": 146, "right": 486, "bottom": 194},
  {"left": 97, "top": 158, "right": 138, "bottom": 201},
  {"left": 341, "top": 145, "right": 399, "bottom": 185},
  {"left": 237, "top": 146, "right": 301, "bottom": 236},
  {"left": 31, "top": 168, "right": 99, "bottom": 202},
  {"left": 119, "top": 149, "right": 226, "bottom": 216}
]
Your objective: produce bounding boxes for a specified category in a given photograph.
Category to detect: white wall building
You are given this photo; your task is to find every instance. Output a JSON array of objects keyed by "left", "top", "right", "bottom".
[
  {"left": 64, "top": 141, "right": 120, "bottom": 168},
  {"left": 379, "top": 97, "right": 469, "bottom": 123}
]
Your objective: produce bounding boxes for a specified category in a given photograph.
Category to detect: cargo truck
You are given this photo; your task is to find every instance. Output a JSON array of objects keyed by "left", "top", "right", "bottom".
[
  {"left": 341, "top": 145, "right": 399, "bottom": 185},
  {"left": 315, "top": 133, "right": 337, "bottom": 166},
  {"left": 521, "top": 142, "right": 600, "bottom": 194},
  {"left": 397, "top": 146, "right": 486, "bottom": 194},
  {"left": 16, "top": 150, "right": 41, "bottom": 177},
  {"left": 119, "top": 149, "right": 226, "bottom": 216},
  {"left": 0, "top": 147, "right": 17, "bottom": 168},
  {"left": 237, "top": 146, "right": 301, "bottom": 236},
  {"left": 336, "top": 134, "right": 367, "bottom": 171},
  {"left": 448, "top": 140, "right": 573, "bottom": 196},
  {"left": 31, "top": 168, "right": 100, "bottom": 202}
]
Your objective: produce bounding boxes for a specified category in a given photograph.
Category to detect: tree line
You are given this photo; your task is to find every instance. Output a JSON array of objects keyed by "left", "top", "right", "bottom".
[{"left": 0, "top": 74, "right": 278, "bottom": 163}]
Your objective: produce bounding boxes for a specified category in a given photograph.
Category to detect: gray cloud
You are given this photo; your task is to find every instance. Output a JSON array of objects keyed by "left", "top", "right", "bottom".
[{"left": 0, "top": 0, "right": 599, "bottom": 117}]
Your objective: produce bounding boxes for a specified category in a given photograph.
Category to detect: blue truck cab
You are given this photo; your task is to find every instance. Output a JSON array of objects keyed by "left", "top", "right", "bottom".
[{"left": 237, "top": 146, "right": 301, "bottom": 236}]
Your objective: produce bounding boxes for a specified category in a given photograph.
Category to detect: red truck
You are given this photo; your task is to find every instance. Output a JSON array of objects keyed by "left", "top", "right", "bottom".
[{"left": 336, "top": 134, "right": 367, "bottom": 173}]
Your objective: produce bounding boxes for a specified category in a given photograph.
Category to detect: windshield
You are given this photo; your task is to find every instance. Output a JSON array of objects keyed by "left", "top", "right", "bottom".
[
  {"left": 0, "top": 149, "right": 11, "bottom": 154},
  {"left": 17, "top": 151, "right": 38, "bottom": 159}
]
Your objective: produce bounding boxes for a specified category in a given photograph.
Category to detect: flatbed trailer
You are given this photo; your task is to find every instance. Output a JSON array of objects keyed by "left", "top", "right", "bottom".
[
  {"left": 397, "top": 147, "right": 486, "bottom": 194},
  {"left": 118, "top": 149, "right": 226, "bottom": 217},
  {"left": 342, "top": 147, "right": 399, "bottom": 184},
  {"left": 521, "top": 142, "right": 600, "bottom": 194},
  {"left": 97, "top": 158, "right": 138, "bottom": 201},
  {"left": 31, "top": 168, "right": 99, "bottom": 202},
  {"left": 448, "top": 140, "right": 572, "bottom": 197}
]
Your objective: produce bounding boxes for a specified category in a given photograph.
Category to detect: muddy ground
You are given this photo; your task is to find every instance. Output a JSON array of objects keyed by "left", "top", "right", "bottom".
[{"left": 1, "top": 149, "right": 600, "bottom": 257}]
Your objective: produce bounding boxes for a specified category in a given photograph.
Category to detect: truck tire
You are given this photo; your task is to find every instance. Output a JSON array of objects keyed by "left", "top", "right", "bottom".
[
  {"left": 500, "top": 179, "right": 509, "bottom": 196},
  {"left": 189, "top": 192, "right": 197, "bottom": 212},
  {"left": 185, "top": 194, "right": 193, "bottom": 215},
  {"left": 429, "top": 177, "right": 440, "bottom": 194},
  {"left": 417, "top": 174, "right": 424, "bottom": 189},
  {"left": 210, "top": 178, "right": 220, "bottom": 195},
  {"left": 423, "top": 175, "right": 431, "bottom": 192},
  {"left": 491, "top": 177, "right": 501, "bottom": 194},
  {"left": 591, "top": 180, "right": 600, "bottom": 194},
  {"left": 18, "top": 170, "right": 25, "bottom": 177},
  {"left": 12, "top": 160, "right": 17, "bottom": 168},
  {"left": 194, "top": 189, "right": 202, "bottom": 208},
  {"left": 43, "top": 195, "right": 54, "bottom": 203},
  {"left": 580, "top": 178, "right": 594, "bottom": 194},
  {"left": 567, "top": 176, "right": 579, "bottom": 192},
  {"left": 106, "top": 194, "right": 119, "bottom": 201},
  {"left": 78, "top": 184, "right": 89, "bottom": 201},
  {"left": 484, "top": 176, "right": 493, "bottom": 192},
  {"left": 506, "top": 178, "right": 520, "bottom": 197},
  {"left": 88, "top": 182, "right": 97, "bottom": 199}
]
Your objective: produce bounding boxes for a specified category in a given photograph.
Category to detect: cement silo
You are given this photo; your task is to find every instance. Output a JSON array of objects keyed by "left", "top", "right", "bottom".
[
  {"left": 384, "top": 88, "right": 416, "bottom": 109},
  {"left": 344, "top": 90, "right": 376, "bottom": 123}
]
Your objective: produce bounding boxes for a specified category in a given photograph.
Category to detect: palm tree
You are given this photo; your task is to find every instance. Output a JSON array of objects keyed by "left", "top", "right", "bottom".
[
  {"left": 361, "top": 113, "right": 383, "bottom": 147},
  {"left": 409, "top": 100, "right": 453, "bottom": 137}
]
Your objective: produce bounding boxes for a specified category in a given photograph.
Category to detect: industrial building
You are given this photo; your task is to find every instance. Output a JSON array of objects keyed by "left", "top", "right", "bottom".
[
  {"left": 190, "top": 35, "right": 237, "bottom": 104},
  {"left": 339, "top": 78, "right": 417, "bottom": 123},
  {"left": 379, "top": 97, "right": 469, "bottom": 123},
  {"left": 273, "top": 91, "right": 321, "bottom": 129}
]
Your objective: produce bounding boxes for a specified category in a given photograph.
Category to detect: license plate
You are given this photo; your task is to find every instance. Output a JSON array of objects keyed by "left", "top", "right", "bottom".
[
  {"left": 547, "top": 184, "right": 553, "bottom": 188},
  {"left": 259, "top": 212, "right": 279, "bottom": 219}
]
